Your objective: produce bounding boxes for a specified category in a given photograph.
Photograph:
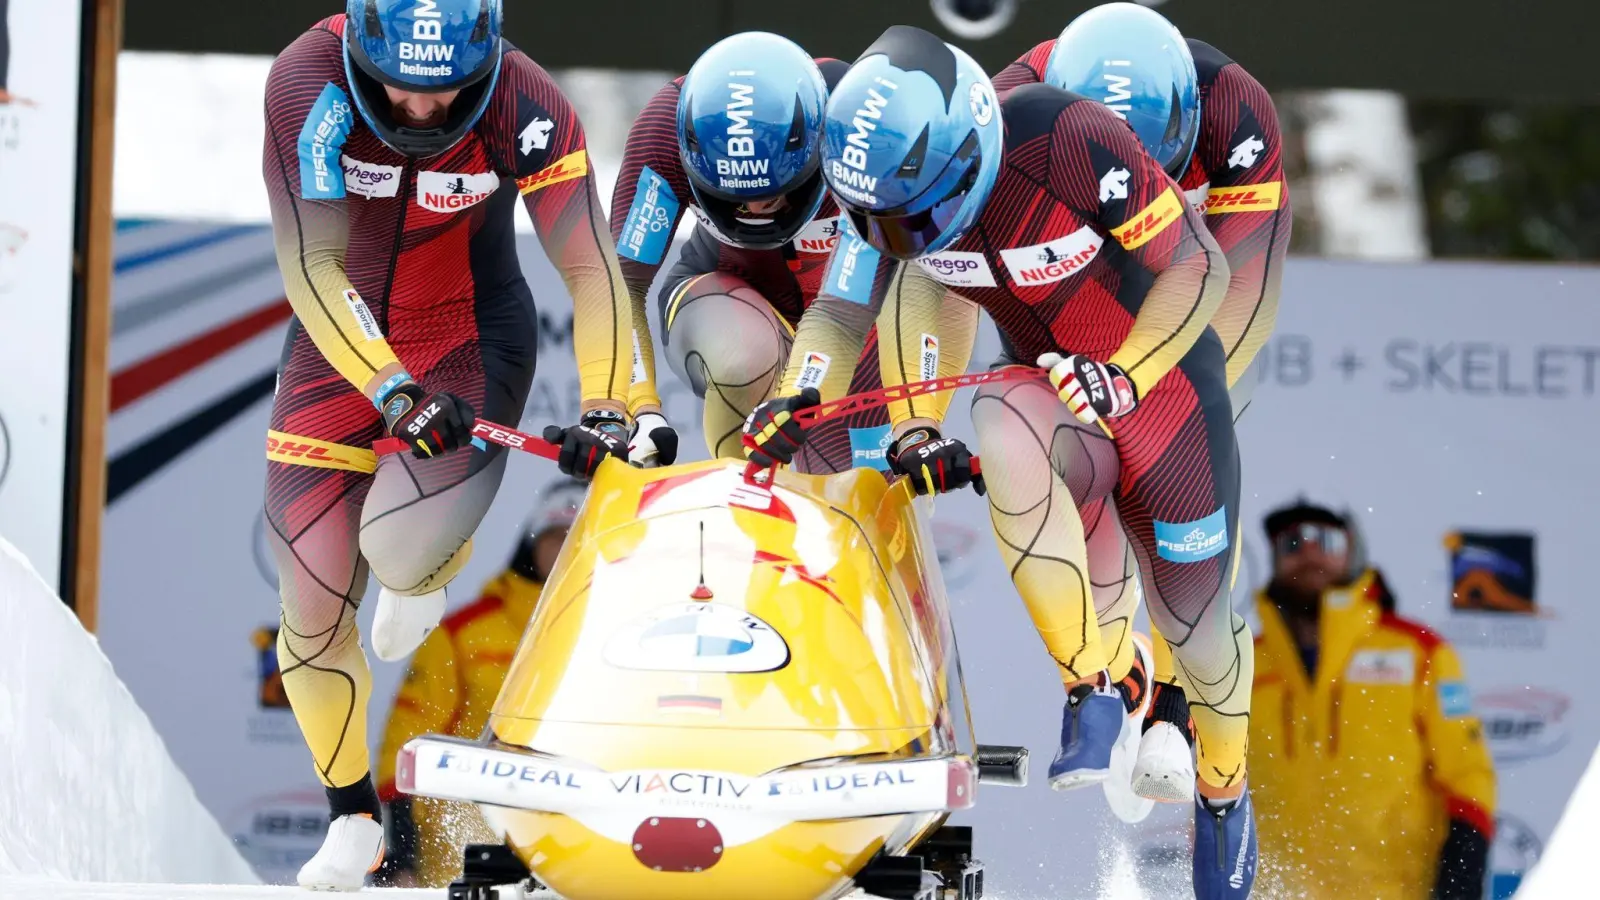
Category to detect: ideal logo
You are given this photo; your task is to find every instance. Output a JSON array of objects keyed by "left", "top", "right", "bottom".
[
  {"left": 832, "top": 78, "right": 898, "bottom": 204},
  {"left": 1154, "top": 507, "right": 1230, "bottom": 563},
  {"left": 999, "top": 226, "right": 1103, "bottom": 287},
  {"left": 418, "top": 171, "right": 499, "bottom": 213}
]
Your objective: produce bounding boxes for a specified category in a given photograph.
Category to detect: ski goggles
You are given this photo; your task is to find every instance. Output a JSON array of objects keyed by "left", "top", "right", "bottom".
[{"left": 1273, "top": 523, "right": 1348, "bottom": 558}]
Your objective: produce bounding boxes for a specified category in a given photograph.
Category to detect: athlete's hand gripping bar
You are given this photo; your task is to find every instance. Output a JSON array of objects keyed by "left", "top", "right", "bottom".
[{"left": 374, "top": 419, "right": 560, "bottom": 461}]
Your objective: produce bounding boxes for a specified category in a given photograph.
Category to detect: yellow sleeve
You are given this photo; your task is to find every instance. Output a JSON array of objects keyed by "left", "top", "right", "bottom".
[
  {"left": 1420, "top": 640, "right": 1497, "bottom": 826},
  {"left": 779, "top": 223, "right": 903, "bottom": 402},
  {"left": 878, "top": 264, "right": 979, "bottom": 429},
  {"left": 376, "top": 629, "right": 461, "bottom": 801},
  {"left": 261, "top": 40, "right": 401, "bottom": 394}
]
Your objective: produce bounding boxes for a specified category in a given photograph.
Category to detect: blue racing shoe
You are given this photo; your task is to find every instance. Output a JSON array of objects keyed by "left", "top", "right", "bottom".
[
  {"left": 1194, "top": 785, "right": 1257, "bottom": 899},
  {"left": 1047, "top": 678, "right": 1124, "bottom": 790}
]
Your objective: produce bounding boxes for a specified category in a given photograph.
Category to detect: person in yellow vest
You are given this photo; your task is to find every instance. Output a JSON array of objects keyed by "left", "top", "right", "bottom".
[
  {"left": 371, "top": 478, "right": 587, "bottom": 888},
  {"left": 1250, "top": 500, "right": 1496, "bottom": 899}
]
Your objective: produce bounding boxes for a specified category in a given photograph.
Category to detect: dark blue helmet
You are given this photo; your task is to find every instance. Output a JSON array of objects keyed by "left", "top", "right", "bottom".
[
  {"left": 344, "top": 0, "right": 503, "bottom": 158},
  {"left": 820, "top": 26, "right": 1003, "bottom": 260},
  {"left": 1044, "top": 2, "right": 1200, "bottom": 178},
  {"left": 677, "top": 33, "right": 830, "bottom": 249}
]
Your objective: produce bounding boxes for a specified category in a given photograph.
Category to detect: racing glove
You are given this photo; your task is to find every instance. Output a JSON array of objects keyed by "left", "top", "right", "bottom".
[
  {"left": 889, "top": 426, "right": 985, "bottom": 496},
  {"left": 379, "top": 381, "right": 476, "bottom": 459},
  {"left": 1038, "top": 352, "right": 1138, "bottom": 426},
  {"left": 741, "top": 388, "right": 821, "bottom": 469},
  {"left": 542, "top": 409, "right": 628, "bottom": 479},
  {"left": 628, "top": 411, "right": 679, "bottom": 468}
]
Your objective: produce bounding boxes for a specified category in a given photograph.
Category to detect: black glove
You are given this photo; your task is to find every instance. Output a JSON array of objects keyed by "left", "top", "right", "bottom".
[
  {"left": 741, "top": 388, "right": 821, "bottom": 468},
  {"left": 380, "top": 381, "right": 476, "bottom": 459},
  {"left": 628, "top": 411, "right": 679, "bottom": 467},
  {"left": 889, "top": 426, "right": 985, "bottom": 496},
  {"left": 542, "top": 409, "right": 628, "bottom": 479},
  {"left": 1431, "top": 817, "right": 1490, "bottom": 900}
]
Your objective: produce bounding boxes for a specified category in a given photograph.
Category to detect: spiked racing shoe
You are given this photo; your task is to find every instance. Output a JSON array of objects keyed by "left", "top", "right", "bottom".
[
  {"left": 1194, "top": 785, "right": 1257, "bottom": 900},
  {"left": 1133, "top": 678, "right": 1199, "bottom": 803},
  {"left": 1048, "top": 676, "right": 1124, "bottom": 791},
  {"left": 1102, "top": 633, "right": 1157, "bottom": 822}
]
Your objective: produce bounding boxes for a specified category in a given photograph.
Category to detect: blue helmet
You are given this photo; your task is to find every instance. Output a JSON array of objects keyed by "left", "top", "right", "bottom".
[
  {"left": 676, "top": 33, "right": 830, "bottom": 249},
  {"left": 820, "top": 26, "right": 1003, "bottom": 260},
  {"left": 1044, "top": 2, "right": 1200, "bottom": 178},
  {"left": 344, "top": 0, "right": 503, "bottom": 158}
]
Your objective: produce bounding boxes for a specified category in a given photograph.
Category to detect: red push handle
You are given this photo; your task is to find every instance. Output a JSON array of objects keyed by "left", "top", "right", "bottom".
[{"left": 374, "top": 419, "right": 561, "bottom": 460}]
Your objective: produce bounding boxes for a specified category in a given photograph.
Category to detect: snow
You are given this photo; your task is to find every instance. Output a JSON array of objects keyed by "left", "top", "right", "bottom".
[{"left": 0, "top": 535, "right": 258, "bottom": 885}]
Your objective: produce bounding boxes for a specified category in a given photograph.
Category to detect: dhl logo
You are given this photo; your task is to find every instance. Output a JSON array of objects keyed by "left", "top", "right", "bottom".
[
  {"left": 517, "top": 149, "right": 588, "bottom": 195},
  {"left": 1202, "top": 180, "right": 1283, "bottom": 214},
  {"left": 265, "top": 430, "right": 377, "bottom": 473},
  {"left": 1111, "top": 188, "right": 1183, "bottom": 250}
]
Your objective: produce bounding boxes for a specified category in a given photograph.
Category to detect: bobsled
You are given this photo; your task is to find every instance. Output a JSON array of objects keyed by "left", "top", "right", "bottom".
[{"left": 397, "top": 458, "right": 1028, "bottom": 900}]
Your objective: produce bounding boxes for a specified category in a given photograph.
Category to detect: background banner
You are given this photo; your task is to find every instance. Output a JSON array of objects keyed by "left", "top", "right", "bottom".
[
  {"left": 98, "top": 219, "right": 1600, "bottom": 896},
  {"left": 0, "top": 0, "right": 87, "bottom": 590}
]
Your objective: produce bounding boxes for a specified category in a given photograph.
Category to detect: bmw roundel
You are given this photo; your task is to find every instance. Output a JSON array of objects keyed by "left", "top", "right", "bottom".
[{"left": 603, "top": 603, "right": 791, "bottom": 673}]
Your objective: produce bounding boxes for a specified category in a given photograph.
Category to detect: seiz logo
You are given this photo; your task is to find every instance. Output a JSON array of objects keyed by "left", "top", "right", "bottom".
[
  {"left": 472, "top": 422, "right": 525, "bottom": 449},
  {"left": 1074, "top": 357, "right": 1107, "bottom": 404},
  {"left": 724, "top": 75, "right": 756, "bottom": 157},
  {"left": 916, "top": 251, "right": 997, "bottom": 288},
  {"left": 417, "top": 171, "right": 498, "bottom": 213},
  {"left": 405, "top": 402, "right": 442, "bottom": 436},
  {"left": 1102, "top": 60, "right": 1133, "bottom": 119},
  {"left": 833, "top": 78, "right": 898, "bottom": 204},
  {"left": 1202, "top": 181, "right": 1283, "bottom": 214},
  {"left": 341, "top": 156, "right": 401, "bottom": 198},
  {"left": 999, "top": 226, "right": 1102, "bottom": 286},
  {"left": 792, "top": 217, "right": 841, "bottom": 254},
  {"left": 1111, "top": 188, "right": 1183, "bottom": 250}
]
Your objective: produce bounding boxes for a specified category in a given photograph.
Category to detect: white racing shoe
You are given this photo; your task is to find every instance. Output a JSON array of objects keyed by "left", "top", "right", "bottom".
[
  {"left": 370, "top": 585, "right": 447, "bottom": 662},
  {"left": 1132, "top": 679, "right": 1199, "bottom": 804},
  {"left": 297, "top": 813, "right": 385, "bottom": 891},
  {"left": 1102, "top": 633, "right": 1157, "bottom": 823}
]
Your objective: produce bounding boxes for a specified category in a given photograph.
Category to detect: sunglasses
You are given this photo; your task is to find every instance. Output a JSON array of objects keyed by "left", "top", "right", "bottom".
[{"left": 1274, "top": 523, "right": 1348, "bottom": 557}]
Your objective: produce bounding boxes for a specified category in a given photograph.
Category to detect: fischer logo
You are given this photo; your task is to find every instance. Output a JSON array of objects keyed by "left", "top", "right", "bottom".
[
  {"left": 831, "top": 78, "right": 898, "bottom": 205},
  {"left": 399, "top": 0, "right": 454, "bottom": 78},
  {"left": 418, "top": 171, "right": 499, "bottom": 213},
  {"left": 916, "top": 251, "right": 996, "bottom": 288},
  {"left": 793, "top": 217, "right": 841, "bottom": 254},
  {"left": 999, "top": 226, "right": 1103, "bottom": 287},
  {"left": 341, "top": 156, "right": 401, "bottom": 198}
]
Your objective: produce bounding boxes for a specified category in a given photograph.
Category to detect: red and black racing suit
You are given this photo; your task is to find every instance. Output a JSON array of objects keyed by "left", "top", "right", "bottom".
[
  {"left": 610, "top": 59, "right": 976, "bottom": 474},
  {"left": 783, "top": 85, "right": 1252, "bottom": 791},
  {"left": 261, "top": 16, "right": 630, "bottom": 793}
]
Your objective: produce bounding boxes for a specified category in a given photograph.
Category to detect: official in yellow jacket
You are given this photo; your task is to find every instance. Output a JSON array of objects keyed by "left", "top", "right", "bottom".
[
  {"left": 1249, "top": 501, "right": 1496, "bottom": 900},
  {"left": 372, "top": 479, "right": 587, "bottom": 887}
]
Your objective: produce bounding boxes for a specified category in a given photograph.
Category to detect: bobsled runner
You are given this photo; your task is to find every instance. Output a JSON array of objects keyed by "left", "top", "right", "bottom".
[{"left": 396, "top": 457, "right": 1028, "bottom": 900}]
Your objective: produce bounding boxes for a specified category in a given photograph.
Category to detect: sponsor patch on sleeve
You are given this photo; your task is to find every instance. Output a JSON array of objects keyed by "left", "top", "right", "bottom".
[
  {"left": 822, "top": 219, "right": 881, "bottom": 305},
  {"left": 1202, "top": 181, "right": 1283, "bottom": 215},
  {"left": 297, "top": 83, "right": 355, "bottom": 200},
  {"left": 916, "top": 250, "right": 997, "bottom": 288},
  {"left": 919, "top": 334, "right": 940, "bottom": 381},
  {"left": 342, "top": 289, "right": 383, "bottom": 341},
  {"left": 848, "top": 424, "right": 894, "bottom": 472},
  {"left": 630, "top": 329, "right": 648, "bottom": 385},
  {"left": 517, "top": 149, "right": 589, "bottom": 195},
  {"left": 1110, "top": 187, "right": 1184, "bottom": 250},
  {"left": 794, "top": 352, "right": 831, "bottom": 392},
  {"left": 617, "top": 166, "right": 680, "bottom": 264},
  {"left": 1439, "top": 680, "right": 1474, "bottom": 718}
]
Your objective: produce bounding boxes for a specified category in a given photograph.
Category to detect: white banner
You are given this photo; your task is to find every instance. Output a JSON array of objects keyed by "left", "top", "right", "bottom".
[
  {"left": 100, "top": 231, "right": 1600, "bottom": 897},
  {"left": 0, "top": 0, "right": 86, "bottom": 589}
]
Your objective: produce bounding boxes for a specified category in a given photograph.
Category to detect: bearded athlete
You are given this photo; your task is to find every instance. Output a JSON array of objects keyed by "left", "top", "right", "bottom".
[
  {"left": 261, "top": 1, "right": 632, "bottom": 888},
  {"left": 612, "top": 31, "right": 977, "bottom": 477},
  {"left": 742, "top": 25, "right": 1257, "bottom": 898},
  {"left": 994, "top": 1, "right": 1293, "bottom": 810}
]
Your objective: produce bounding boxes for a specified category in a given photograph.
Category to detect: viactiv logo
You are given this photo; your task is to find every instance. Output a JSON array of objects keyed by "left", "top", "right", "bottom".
[{"left": 1154, "top": 507, "right": 1230, "bottom": 563}]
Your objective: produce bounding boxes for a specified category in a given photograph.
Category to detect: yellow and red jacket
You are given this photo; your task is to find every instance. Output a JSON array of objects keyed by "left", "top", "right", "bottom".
[
  {"left": 376, "top": 571, "right": 544, "bottom": 886},
  {"left": 1249, "top": 570, "right": 1496, "bottom": 899}
]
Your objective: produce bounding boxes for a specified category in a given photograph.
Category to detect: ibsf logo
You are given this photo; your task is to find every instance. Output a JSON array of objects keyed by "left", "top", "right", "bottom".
[
  {"left": 1477, "top": 687, "right": 1570, "bottom": 763},
  {"left": 830, "top": 78, "right": 898, "bottom": 204}
]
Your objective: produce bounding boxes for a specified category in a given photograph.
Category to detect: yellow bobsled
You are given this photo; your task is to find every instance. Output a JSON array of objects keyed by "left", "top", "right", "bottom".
[{"left": 396, "top": 458, "right": 1027, "bottom": 900}]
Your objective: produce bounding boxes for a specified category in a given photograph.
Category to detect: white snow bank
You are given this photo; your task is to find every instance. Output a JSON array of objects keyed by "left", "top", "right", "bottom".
[
  {"left": 1517, "top": 740, "right": 1600, "bottom": 897},
  {"left": 0, "top": 535, "right": 259, "bottom": 884}
]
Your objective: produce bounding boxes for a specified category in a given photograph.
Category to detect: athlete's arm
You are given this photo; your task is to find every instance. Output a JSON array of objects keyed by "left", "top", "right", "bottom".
[
  {"left": 1057, "top": 101, "right": 1229, "bottom": 395},
  {"left": 1193, "top": 62, "right": 1292, "bottom": 387},
  {"left": 990, "top": 40, "right": 1051, "bottom": 95},
  {"left": 609, "top": 79, "right": 692, "bottom": 417},
  {"left": 262, "top": 29, "right": 404, "bottom": 401},
  {"left": 1417, "top": 639, "right": 1497, "bottom": 896},
  {"left": 502, "top": 53, "right": 631, "bottom": 416},
  {"left": 879, "top": 263, "right": 979, "bottom": 436},
  {"left": 777, "top": 222, "right": 903, "bottom": 402}
]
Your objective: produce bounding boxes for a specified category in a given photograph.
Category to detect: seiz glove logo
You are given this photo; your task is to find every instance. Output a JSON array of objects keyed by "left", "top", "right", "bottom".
[
  {"left": 405, "top": 402, "right": 442, "bottom": 436},
  {"left": 916, "top": 438, "right": 959, "bottom": 459},
  {"left": 1074, "top": 356, "right": 1108, "bottom": 408},
  {"left": 579, "top": 426, "right": 623, "bottom": 451}
]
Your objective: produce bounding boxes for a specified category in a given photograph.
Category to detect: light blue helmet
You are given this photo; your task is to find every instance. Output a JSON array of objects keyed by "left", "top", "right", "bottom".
[
  {"left": 819, "top": 25, "right": 1003, "bottom": 260},
  {"left": 677, "top": 33, "right": 830, "bottom": 249},
  {"left": 1044, "top": 2, "right": 1200, "bottom": 177},
  {"left": 344, "top": 0, "right": 503, "bottom": 157}
]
